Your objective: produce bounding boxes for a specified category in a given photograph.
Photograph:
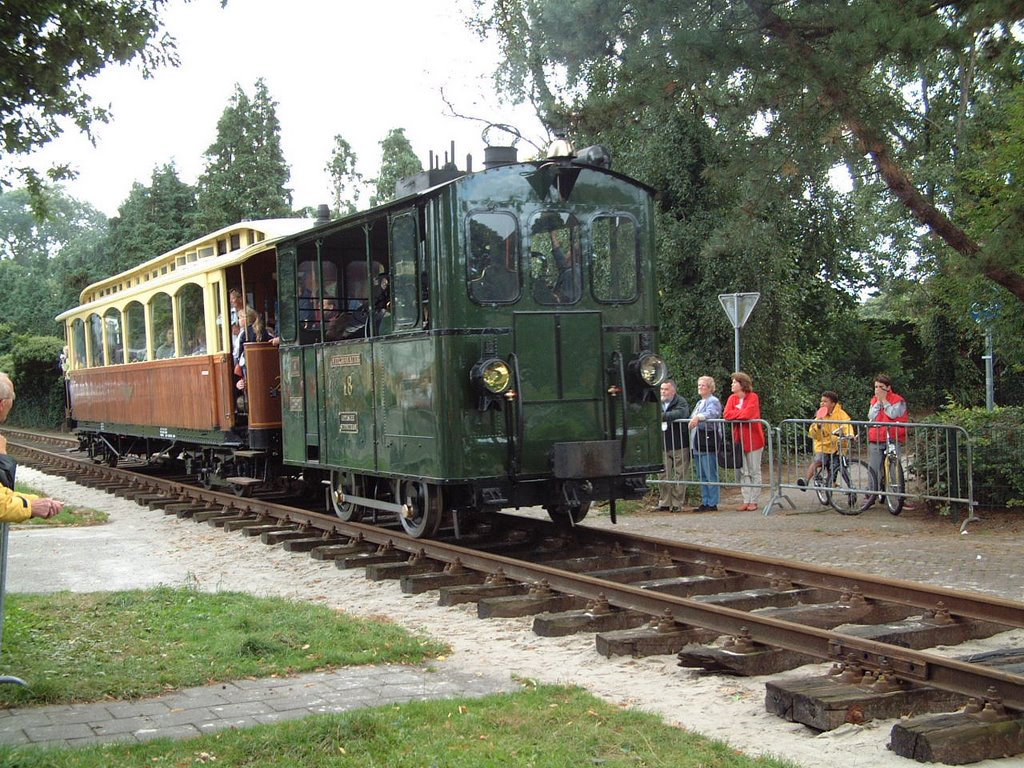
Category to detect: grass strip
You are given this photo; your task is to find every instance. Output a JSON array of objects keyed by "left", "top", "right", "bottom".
[
  {"left": 0, "top": 683, "right": 800, "bottom": 768},
  {"left": 12, "top": 482, "right": 107, "bottom": 525},
  {"left": 0, "top": 588, "right": 448, "bottom": 707}
]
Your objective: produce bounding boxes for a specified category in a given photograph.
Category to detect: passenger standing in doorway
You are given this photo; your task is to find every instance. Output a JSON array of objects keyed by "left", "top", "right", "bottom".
[
  {"left": 658, "top": 379, "right": 690, "bottom": 512},
  {"left": 723, "top": 371, "right": 765, "bottom": 511},
  {"left": 864, "top": 374, "right": 908, "bottom": 510},
  {"left": 688, "top": 375, "right": 722, "bottom": 512}
]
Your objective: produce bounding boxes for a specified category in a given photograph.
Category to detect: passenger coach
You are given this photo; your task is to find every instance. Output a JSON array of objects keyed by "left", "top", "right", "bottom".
[{"left": 58, "top": 139, "right": 668, "bottom": 537}]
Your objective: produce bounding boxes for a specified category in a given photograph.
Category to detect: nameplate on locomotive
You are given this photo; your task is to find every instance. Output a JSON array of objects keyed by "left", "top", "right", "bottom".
[
  {"left": 289, "top": 396, "right": 303, "bottom": 412},
  {"left": 338, "top": 412, "right": 358, "bottom": 433},
  {"left": 329, "top": 353, "right": 361, "bottom": 368}
]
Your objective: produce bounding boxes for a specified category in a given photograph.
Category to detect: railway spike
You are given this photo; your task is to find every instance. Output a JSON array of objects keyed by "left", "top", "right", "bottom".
[
  {"left": 655, "top": 608, "right": 678, "bottom": 633},
  {"left": 444, "top": 558, "right": 467, "bottom": 575},
  {"left": 586, "top": 594, "right": 612, "bottom": 616}
]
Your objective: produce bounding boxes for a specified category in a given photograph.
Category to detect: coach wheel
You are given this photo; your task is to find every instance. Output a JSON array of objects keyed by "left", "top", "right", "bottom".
[
  {"left": 396, "top": 479, "right": 443, "bottom": 538},
  {"left": 199, "top": 469, "right": 215, "bottom": 490},
  {"left": 545, "top": 501, "right": 591, "bottom": 526},
  {"left": 330, "top": 471, "right": 363, "bottom": 522}
]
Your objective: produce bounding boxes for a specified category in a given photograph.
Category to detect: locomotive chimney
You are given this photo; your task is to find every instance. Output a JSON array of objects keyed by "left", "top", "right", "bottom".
[
  {"left": 483, "top": 145, "right": 517, "bottom": 169},
  {"left": 315, "top": 204, "right": 330, "bottom": 225}
]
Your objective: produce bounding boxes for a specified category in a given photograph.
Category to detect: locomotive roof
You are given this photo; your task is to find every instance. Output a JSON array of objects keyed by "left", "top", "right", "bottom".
[
  {"left": 58, "top": 218, "right": 315, "bottom": 320},
  {"left": 280, "top": 157, "right": 656, "bottom": 245}
]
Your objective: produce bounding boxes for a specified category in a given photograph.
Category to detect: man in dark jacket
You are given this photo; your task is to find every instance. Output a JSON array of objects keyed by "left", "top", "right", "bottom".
[{"left": 658, "top": 379, "right": 690, "bottom": 511}]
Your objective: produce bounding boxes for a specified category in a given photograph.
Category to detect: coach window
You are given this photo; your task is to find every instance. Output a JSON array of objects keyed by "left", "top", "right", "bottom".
[
  {"left": 103, "top": 308, "right": 125, "bottom": 365},
  {"left": 151, "top": 292, "right": 175, "bottom": 358},
  {"left": 87, "top": 313, "right": 103, "bottom": 367},
  {"left": 528, "top": 212, "right": 581, "bottom": 305},
  {"left": 177, "top": 283, "right": 207, "bottom": 355},
  {"left": 72, "top": 319, "right": 87, "bottom": 368},
  {"left": 391, "top": 213, "right": 418, "bottom": 327},
  {"left": 124, "top": 302, "right": 146, "bottom": 362},
  {"left": 591, "top": 215, "right": 638, "bottom": 303}
]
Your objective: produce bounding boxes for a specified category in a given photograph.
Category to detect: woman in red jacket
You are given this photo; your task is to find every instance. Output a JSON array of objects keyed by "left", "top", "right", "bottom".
[{"left": 723, "top": 371, "right": 766, "bottom": 511}]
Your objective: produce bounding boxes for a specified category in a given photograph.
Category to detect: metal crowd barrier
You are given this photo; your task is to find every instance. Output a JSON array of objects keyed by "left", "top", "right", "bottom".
[
  {"left": 769, "top": 418, "right": 976, "bottom": 524},
  {"left": 652, "top": 417, "right": 976, "bottom": 524}
]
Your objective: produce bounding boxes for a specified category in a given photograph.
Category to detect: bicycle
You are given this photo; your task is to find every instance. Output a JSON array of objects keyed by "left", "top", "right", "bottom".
[
  {"left": 861, "top": 426, "right": 906, "bottom": 515},
  {"left": 811, "top": 433, "right": 874, "bottom": 515}
]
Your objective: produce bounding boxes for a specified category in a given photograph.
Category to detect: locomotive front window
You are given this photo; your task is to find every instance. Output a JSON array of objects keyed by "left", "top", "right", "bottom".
[
  {"left": 591, "top": 215, "right": 639, "bottom": 303},
  {"left": 467, "top": 212, "right": 519, "bottom": 304},
  {"left": 527, "top": 212, "right": 581, "bottom": 305}
]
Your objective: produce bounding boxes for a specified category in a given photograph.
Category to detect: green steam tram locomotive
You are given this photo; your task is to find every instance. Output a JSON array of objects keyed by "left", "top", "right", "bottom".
[{"left": 58, "top": 139, "right": 668, "bottom": 537}]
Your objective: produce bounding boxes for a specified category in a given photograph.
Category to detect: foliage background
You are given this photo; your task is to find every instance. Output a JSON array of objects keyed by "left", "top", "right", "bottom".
[{"left": 1, "top": 4, "right": 1022, "bottom": 518}]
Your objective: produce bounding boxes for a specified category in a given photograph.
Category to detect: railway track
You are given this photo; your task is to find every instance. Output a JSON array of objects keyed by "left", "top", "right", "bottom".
[{"left": 6, "top": 435, "right": 1024, "bottom": 764}]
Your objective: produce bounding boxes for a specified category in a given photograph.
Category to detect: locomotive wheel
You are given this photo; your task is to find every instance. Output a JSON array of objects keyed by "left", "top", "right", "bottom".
[
  {"left": 330, "top": 471, "right": 363, "bottom": 522},
  {"left": 395, "top": 479, "right": 443, "bottom": 538},
  {"left": 545, "top": 501, "right": 591, "bottom": 526}
]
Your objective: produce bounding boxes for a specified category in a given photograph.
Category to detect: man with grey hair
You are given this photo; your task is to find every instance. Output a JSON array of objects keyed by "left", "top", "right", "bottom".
[{"left": 0, "top": 372, "right": 64, "bottom": 521}]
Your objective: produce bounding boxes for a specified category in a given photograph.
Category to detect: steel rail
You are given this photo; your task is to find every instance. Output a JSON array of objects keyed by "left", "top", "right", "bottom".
[
  {"left": 11, "top": 441, "right": 1024, "bottom": 711},
  {"left": 569, "top": 525, "right": 1024, "bottom": 629}
]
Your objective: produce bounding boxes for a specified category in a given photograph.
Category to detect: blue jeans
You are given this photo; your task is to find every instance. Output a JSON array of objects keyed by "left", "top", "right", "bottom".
[{"left": 693, "top": 451, "right": 719, "bottom": 506}]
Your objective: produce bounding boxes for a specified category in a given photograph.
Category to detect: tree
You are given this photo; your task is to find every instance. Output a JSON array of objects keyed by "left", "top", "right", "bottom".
[
  {"left": 107, "top": 162, "right": 198, "bottom": 274},
  {"left": 370, "top": 128, "right": 422, "bottom": 207},
  {"left": 473, "top": 1, "right": 1024, "bottom": 303},
  {"left": 0, "top": 0, "right": 202, "bottom": 215},
  {"left": 325, "top": 135, "right": 363, "bottom": 216},
  {"left": 0, "top": 187, "right": 107, "bottom": 335},
  {"left": 195, "top": 79, "right": 293, "bottom": 230}
]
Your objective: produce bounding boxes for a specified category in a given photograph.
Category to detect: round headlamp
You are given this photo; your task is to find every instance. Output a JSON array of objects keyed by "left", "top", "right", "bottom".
[
  {"left": 636, "top": 352, "right": 667, "bottom": 387},
  {"left": 471, "top": 357, "right": 512, "bottom": 394}
]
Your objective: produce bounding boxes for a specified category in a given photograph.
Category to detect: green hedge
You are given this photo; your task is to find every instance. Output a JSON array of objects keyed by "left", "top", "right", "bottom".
[
  {"left": 1, "top": 333, "right": 66, "bottom": 429},
  {"left": 923, "top": 405, "right": 1024, "bottom": 509}
]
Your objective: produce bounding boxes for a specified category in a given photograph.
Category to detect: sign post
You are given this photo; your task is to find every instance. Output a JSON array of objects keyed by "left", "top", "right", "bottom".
[
  {"left": 970, "top": 302, "right": 1000, "bottom": 411},
  {"left": 718, "top": 293, "right": 760, "bottom": 372}
]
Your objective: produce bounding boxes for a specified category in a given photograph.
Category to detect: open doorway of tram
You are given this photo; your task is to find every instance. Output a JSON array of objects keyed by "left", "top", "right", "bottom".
[{"left": 225, "top": 249, "right": 279, "bottom": 416}]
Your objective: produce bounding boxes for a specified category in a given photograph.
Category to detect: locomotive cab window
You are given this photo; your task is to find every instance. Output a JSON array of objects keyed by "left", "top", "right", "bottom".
[
  {"left": 527, "top": 212, "right": 582, "bottom": 305},
  {"left": 391, "top": 213, "right": 417, "bottom": 327},
  {"left": 468, "top": 212, "right": 519, "bottom": 304},
  {"left": 591, "top": 215, "right": 639, "bottom": 303}
]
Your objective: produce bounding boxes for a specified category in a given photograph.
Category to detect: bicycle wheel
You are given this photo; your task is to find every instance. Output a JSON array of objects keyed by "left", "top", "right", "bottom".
[
  {"left": 858, "top": 462, "right": 880, "bottom": 513},
  {"left": 829, "top": 459, "right": 871, "bottom": 516},
  {"left": 812, "top": 469, "right": 831, "bottom": 506},
  {"left": 883, "top": 453, "right": 905, "bottom": 515}
]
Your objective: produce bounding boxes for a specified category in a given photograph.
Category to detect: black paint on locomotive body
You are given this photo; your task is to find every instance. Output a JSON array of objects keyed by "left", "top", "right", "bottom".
[{"left": 58, "top": 143, "right": 667, "bottom": 537}]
